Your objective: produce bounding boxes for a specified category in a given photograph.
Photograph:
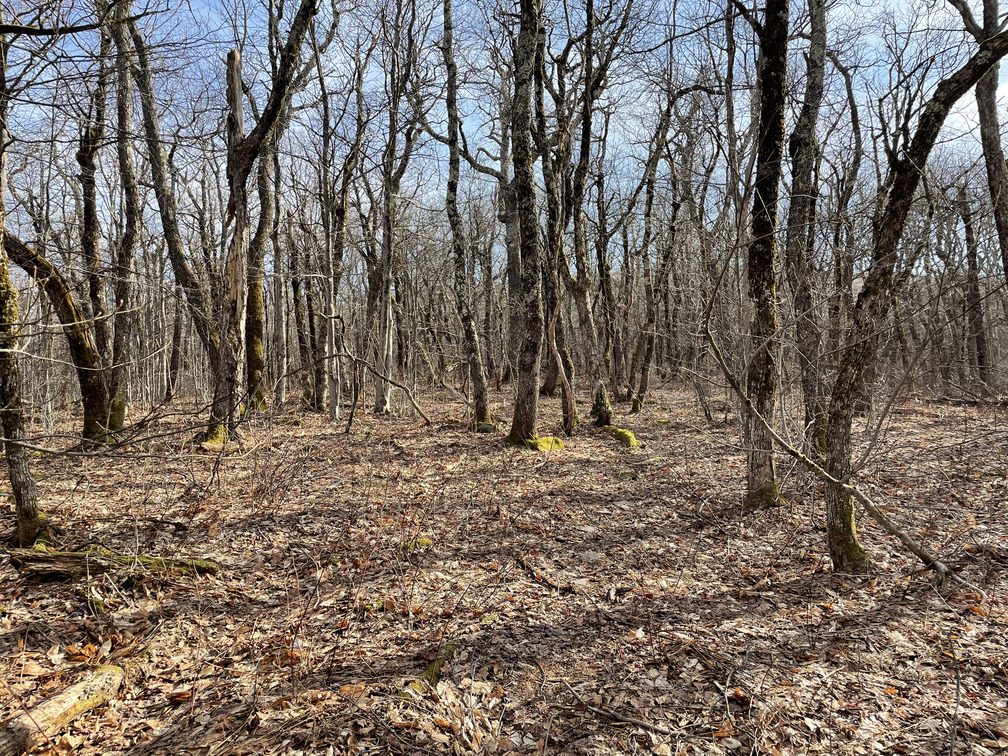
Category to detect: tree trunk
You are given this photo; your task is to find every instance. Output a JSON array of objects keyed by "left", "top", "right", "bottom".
[
  {"left": 743, "top": 0, "right": 789, "bottom": 510},
  {"left": 5, "top": 235, "right": 110, "bottom": 443},
  {"left": 977, "top": 0, "right": 1008, "bottom": 285},
  {"left": 443, "top": 0, "right": 491, "bottom": 427},
  {"left": 824, "top": 28, "right": 1008, "bottom": 572},
  {"left": 208, "top": 48, "right": 252, "bottom": 445},
  {"left": 783, "top": 0, "right": 827, "bottom": 460},
  {"left": 0, "top": 46, "right": 42, "bottom": 544},
  {"left": 109, "top": 12, "right": 140, "bottom": 432},
  {"left": 505, "top": 0, "right": 545, "bottom": 446},
  {"left": 210, "top": 0, "right": 317, "bottom": 440},
  {"left": 165, "top": 286, "right": 184, "bottom": 402},
  {"left": 245, "top": 152, "right": 274, "bottom": 413},
  {"left": 0, "top": 666, "right": 122, "bottom": 756},
  {"left": 958, "top": 185, "right": 990, "bottom": 385}
]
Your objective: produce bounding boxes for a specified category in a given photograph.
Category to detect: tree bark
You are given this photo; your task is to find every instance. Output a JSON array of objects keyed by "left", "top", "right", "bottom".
[
  {"left": 109, "top": 11, "right": 140, "bottom": 431},
  {"left": 743, "top": 0, "right": 789, "bottom": 510},
  {"left": 210, "top": 0, "right": 317, "bottom": 441},
  {"left": 957, "top": 185, "right": 990, "bottom": 385},
  {"left": 824, "top": 28, "right": 1008, "bottom": 572},
  {"left": 783, "top": 0, "right": 826, "bottom": 459},
  {"left": 977, "top": 0, "right": 1008, "bottom": 284},
  {"left": 5, "top": 235, "right": 109, "bottom": 443},
  {"left": 0, "top": 37, "right": 42, "bottom": 544},
  {"left": 505, "top": 0, "right": 545, "bottom": 446},
  {"left": 443, "top": 0, "right": 491, "bottom": 427},
  {"left": 0, "top": 666, "right": 122, "bottom": 756}
]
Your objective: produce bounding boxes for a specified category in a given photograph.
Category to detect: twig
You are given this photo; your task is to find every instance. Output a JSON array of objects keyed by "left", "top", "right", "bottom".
[
  {"left": 340, "top": 352, "right": 432, "bottom": 425},
  {"left": 553, "top": 678, "right": 702, "bottom": 742},
  {"left": 515, "top": 553, "right": 575, "bottom": 595}
]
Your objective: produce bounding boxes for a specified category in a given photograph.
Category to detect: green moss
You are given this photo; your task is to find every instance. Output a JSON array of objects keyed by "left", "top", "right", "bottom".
[
  {"left": 202, "top": 424, "right": 228, "bottom": 451},
  {"left": 399, "top": 639, "right": 460, "bottom": 698},
  {"left": 508, "top": 435, "right": 564, "bottom": 451},
  {"left": 617, "top": 470, "right": 639, "bottom": 481},
  {"left": 743, "top": 482, "right": 785, "bottom": 511},
  {"left": 475, "top": 422, "right": 498, "bottom": 434},
  {"left": 76, "top": 588, "right": 105, "bottom": 616},
  {"left": 603, "top": 426, "right": 640, "bottom": 448},
  {"left": 400, "top": 536, "right": 434, "bottom": 553},
  {"left": 421, "top": 639, "right": 459, "bottom": 684}
]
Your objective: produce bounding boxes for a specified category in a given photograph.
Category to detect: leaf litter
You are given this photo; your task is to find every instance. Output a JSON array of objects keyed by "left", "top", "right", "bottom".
[{"left": 0, "top": 387, "right": 1006, "bottom": 755}]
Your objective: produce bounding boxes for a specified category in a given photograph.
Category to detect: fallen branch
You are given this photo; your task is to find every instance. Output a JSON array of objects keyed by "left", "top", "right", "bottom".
[
  {"left": 340, "top": 352, "right": 432, "bottom": 425},
  {"left": 0, "top": 666, "right": 123, "bottom": 756},
  {"left": 516, "top": 554, "right": 574, "bottom": 595},
  {"left": 553, "top": 678, "right": 702, "bottom": 742},
  {"left": 10, "top": 549, "right": 220, "bottom": 580}
]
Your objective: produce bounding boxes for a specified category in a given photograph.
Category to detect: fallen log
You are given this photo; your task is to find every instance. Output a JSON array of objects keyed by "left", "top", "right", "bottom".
[
  {"left": 0, "top": 665, "right": 123, "bottom": 756},
  {"left": 9, "top": 549, "right": 220, "bottom": 579}
]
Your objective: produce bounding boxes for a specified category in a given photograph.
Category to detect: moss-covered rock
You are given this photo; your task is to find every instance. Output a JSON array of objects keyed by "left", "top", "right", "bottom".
[
  {"left": 603, "top": 426, "right": 640, "bottom": 448},
  {"left": 475, "top": 422, "right": 498, "bottom": 434},
  {"left": 617, "top": 470, "right": 639, "bottom": 481},
  {"left": 76, "top": 588, "right": 105, "bottom": 616}
]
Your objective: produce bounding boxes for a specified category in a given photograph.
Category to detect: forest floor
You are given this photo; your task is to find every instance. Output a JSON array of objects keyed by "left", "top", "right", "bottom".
[{"left": 2, "top": 383, "right": 1008, "bottom": 756}]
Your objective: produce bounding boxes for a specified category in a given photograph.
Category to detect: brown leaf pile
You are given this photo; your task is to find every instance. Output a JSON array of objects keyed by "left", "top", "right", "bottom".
[{"left": 1, "top": 386, "right": 1006, "bottom": 755}]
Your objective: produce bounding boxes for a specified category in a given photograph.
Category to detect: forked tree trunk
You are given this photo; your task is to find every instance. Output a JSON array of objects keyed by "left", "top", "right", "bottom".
[
  {"left": 209, "top": 0, "right": 317, "bottom": 441},
  {"left": 208, "top": 48, "right": 252, "bottom": 444},
  {"left": 824, "top": 28, "right": 1008, "bottom": 572}
]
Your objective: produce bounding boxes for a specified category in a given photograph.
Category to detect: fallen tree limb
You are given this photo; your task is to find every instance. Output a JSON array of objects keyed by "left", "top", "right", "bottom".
[
  {"left": 340, "top": 352, "right": 432, "bottom": 425},
  {"left": 0, "top": 665, "right": 123, "bottom": 756},
  {"left": 9, "top": 549, "right": 220, "bottom": 579}
]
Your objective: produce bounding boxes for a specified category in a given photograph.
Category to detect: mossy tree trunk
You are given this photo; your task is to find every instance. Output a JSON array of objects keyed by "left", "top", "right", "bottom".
[
  {"left": 743, "top": 0, "right": 788, "bottom": 510},
  {"left": 0, "top": 38, "right": 42, "bottom": 545},
  {"left": 824, "top": 27, "right": 1008, "bottom": 571},
  {"left": 245, "top": 150, "right": 274, "bottom": 413},
  {"left": 505, "top": 0, "right": 545, "bottom": 445}
]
